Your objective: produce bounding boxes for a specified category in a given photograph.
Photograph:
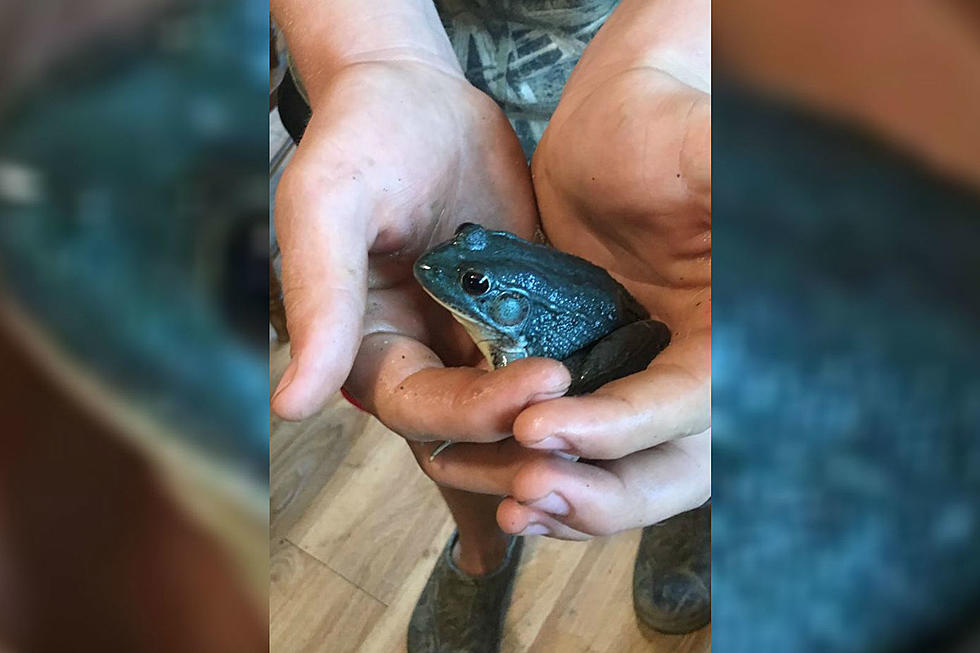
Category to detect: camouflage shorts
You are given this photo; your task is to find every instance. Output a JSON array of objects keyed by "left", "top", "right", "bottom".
[
  {"left": 281, "top": 1, "right": 616, "bottom": 156},
  {"left": 436, "top": 0, "right": 617, "bottom": 156}
]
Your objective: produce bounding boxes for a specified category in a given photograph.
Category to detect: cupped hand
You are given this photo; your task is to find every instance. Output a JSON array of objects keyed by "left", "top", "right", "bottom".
[
  {"left": 526, "top": 64, "right": 711, "bottom": 459},
  {"left": 415, "top": 43, "right": 712, "bottom": 539},
  {"left": 272, "top": 60, "right": 553, "bottom": 426},
  {"left": 510, "top": 60, "right": 711, "bottom": 537}
]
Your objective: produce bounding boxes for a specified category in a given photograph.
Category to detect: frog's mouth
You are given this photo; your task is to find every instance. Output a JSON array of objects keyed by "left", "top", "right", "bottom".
[{"left": 416, "top": 284, "right": 498, "bottom": 366}]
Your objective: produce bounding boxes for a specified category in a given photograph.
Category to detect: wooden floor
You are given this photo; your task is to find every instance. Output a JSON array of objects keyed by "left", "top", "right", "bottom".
[{"left": 269, "top": 342, "right": 710, "bottom": 653}]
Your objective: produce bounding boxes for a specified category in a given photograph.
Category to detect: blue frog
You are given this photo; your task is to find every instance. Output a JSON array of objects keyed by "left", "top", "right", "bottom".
[{"left": 414, "top": 223, "right": 670, "bottom": 459}]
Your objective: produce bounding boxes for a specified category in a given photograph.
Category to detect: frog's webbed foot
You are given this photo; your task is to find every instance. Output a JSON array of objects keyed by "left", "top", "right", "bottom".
[
  {"left": 429, "top": 440, "right": 454, "bottom": 461},
  {"left": 563, "top": 320, "right": 671, "bottom": 396}
]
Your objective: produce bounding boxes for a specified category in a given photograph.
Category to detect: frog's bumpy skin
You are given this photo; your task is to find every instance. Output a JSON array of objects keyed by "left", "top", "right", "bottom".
[{"left": 416, "top": 223, "right": 660, "bottom": 462}]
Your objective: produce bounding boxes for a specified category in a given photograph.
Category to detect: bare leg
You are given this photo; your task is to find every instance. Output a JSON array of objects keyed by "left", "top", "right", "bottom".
[{"left": 437, "top": 486, "right": 510, "bottom": 576}]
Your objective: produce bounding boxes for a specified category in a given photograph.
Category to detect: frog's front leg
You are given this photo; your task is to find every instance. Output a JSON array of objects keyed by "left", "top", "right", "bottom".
[
  {"left": 428, "top": 440, "right": 456, "bottom": 461},
  {"left": 562, "top": 320, "right": 671, "bottom": 396},
  {"left": 490, "top": 345, "right": 528, "bottom": 370}
]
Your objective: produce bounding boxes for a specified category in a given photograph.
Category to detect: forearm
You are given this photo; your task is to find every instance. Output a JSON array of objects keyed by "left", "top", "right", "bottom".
[
  {"left": 570, "top": 0, "right": 710, "bottom": 94},
  {"left": 271, "top": 0, "right": 461, "bottom": 105}
]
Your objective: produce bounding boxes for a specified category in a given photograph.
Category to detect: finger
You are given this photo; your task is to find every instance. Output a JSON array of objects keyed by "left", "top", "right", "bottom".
[
  {"left": 502, "top": 430, "right": 710, "bottom": 537},
  {"left": 347, "top": 331, "right": 571, "bottom": 442},
  {"left": 271, "top": 176, "right": 370, "bottom": 421},
  {"left": 513, "top": 331, "right": 709, "bottom": 459},
  {"left": 496, "top": 500, "right": 593, "bottom": 541},
  {"left": 406, "top": 438, "right": 557, "bottom": 496}
]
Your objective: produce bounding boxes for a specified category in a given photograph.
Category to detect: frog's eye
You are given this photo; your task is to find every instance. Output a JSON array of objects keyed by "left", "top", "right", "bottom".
[{"left": 460, "top": 270, "right": 491, "bottom": 296}]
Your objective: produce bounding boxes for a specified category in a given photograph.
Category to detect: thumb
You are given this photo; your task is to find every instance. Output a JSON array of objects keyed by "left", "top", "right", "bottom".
[{"left": 272, "top": 176, "right": 369, "bottom": 421}]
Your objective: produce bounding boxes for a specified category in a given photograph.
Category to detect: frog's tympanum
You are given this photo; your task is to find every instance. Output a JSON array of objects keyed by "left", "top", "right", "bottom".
[{"left": 414, "top": 223, "right": 670, "bottom": 398}]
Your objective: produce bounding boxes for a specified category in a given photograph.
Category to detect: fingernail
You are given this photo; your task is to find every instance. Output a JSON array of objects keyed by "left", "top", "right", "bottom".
[
  {"left": 272, "top": 359, "right": 297, "bottom": 401},
  {"left": 525, "top": 435, "right": 570, "bottom": 451},
  {"left": 520, "top": 522, "right": 550, "bottom": 536},
  {"left": 529, "top": 388, "right": 567, "bottom": 404},
  {"left": 524, "top": 492, "right": 570, "bottom": 517}
]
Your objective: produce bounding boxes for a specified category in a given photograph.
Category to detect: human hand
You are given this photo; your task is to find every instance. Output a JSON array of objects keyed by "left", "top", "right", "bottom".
[
  {"left": 512, "top": 0, "right": 711, "bottom": 537},
  {"left": 412, "top": 0, "right": 712, "bottom": 539},
  {"left": 406, "top": 60, "right": 712, "bottom": 539},
  {"left": 272, "top": 59, "right": 557, "bottom": 426}
]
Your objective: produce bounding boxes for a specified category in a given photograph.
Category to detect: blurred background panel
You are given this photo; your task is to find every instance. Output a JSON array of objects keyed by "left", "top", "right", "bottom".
[
  {"left": 712, "top": 2, "right": 980, "bottom": 652},
  {"left": 0, "top": 1, "right": 269, "bottom": 652}
]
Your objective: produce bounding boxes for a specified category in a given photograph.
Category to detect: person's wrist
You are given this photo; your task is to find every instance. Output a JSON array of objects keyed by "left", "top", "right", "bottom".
[
  {"left": 561, "top": 0, "right": 709, "bottom": 103},
  {"left": 299, "top": 47, "right": 465, "bottom": 111},
  {"left": 336, "top": 45, "right": 463, "bottom": 78},
  {"left": 273, "top": 0, "right": 466, "bottom": 107}
]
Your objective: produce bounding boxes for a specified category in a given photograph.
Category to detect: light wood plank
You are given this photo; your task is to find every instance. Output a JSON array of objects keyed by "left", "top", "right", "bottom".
[
  {"left": 270, "top": 342, "right": 368, "bottom": 538},
  {"left": 357, "top": 519, "right": 457, "bottom": 653},
  {"left": 271, "top": 540, "right": 386, "bottom": 653},
  {"left": 270, "top": 392, "right": 369, "bottom": 538},
  {"left": 289, "top": 418, "right": 454, "bottom": 606},
  {"left": 524, "top": 533, "right": 709, "bottom": 653},
  {"left": 501, "top": 536, "right": 590, "bottom": 653}
]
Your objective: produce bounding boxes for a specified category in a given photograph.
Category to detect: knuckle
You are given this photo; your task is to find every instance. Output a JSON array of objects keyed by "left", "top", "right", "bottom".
[{"left": 511, "top": 457, "right": 561, "bottom": 499}]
